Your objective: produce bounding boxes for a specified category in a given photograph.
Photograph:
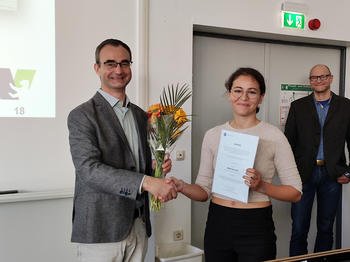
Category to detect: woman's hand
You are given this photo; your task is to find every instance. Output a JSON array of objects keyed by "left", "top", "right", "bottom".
[
  {"left": 243, "top": 168, "right": 264, "bottom": 191},
  {"left": 166, "top": 177, "right": 209, "bottom": 201},
  {"left": 167, "top": 177, "right": 185, "bottom": 192},
  {"left": 242, "top": 168, "right": 301, "bottom": 202}
]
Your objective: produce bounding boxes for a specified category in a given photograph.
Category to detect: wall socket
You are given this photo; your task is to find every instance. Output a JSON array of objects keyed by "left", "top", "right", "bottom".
[
  {"left": 173, "top": 229, "right": 184, "bottom": 241},
  {"left": 175, "top": 150, "right": 185, "bottom": 161}
]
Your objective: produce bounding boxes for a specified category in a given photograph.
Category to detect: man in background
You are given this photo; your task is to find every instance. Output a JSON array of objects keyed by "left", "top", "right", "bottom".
[
  {"left": 285, "top": 64, "right": 350, "bottom": 256},
  {"left": 68, "top": 38, "right": 177, "bottom": 262}
]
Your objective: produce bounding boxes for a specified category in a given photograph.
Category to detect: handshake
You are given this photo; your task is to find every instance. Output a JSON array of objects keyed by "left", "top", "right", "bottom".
[{"left": 142, "top": 176, "right": 185, "bottom": 203}]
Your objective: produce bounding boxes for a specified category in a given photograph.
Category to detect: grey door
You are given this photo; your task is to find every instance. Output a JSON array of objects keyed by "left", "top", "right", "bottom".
[
  {"left": 192, "top": 34, "right": 341, "bottom": 258},
  {"left": 267, "top": 43, "right": 340, "bottom": 257},
  {"left": 192, "top": 35, "right": 266, "bottom": 252}
]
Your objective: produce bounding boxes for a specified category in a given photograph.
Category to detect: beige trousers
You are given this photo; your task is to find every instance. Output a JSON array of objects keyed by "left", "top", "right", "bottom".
[{"left": 77, "top": 218, "right": 148, "bottom": 262}]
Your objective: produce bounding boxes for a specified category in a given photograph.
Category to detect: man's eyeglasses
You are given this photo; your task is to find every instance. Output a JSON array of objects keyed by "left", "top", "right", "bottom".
[
  {"left": 309, "top": 74, "right": 331, "bottom": 82},
  {"left": 101, "top": 60, "right": 133, "bottom": 70},
  {"left": 230, "top": 88, "right": 260, "bottom": 99}
]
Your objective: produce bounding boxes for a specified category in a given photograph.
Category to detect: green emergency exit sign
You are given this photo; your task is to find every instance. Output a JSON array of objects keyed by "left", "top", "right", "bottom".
[{"left": 282, "top": 12, "right": 305, "bottom": 29}]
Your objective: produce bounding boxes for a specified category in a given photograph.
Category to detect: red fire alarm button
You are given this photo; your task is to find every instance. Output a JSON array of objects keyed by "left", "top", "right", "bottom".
[{"left": 309, "top": 19, "right": 321, "bottom": 30}]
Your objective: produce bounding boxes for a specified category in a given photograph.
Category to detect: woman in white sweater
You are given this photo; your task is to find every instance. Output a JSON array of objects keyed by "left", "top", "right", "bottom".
[{"left": 170, "top": 67, "right": 302, "bottom": 262}]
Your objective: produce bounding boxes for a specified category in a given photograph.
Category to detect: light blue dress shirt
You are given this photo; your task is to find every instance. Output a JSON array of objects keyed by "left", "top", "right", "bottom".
[
  {"left": 314, "top": 95, "right": 331, "bottom": 161},
  {"left": 98, "top": 89, "right": 145, "bottom": 198}
]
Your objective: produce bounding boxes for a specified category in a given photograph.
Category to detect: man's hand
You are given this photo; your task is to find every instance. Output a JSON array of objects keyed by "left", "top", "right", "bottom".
[
  {"left": 152, "top": 153, "right": 172, "bottom": 175},
  {"left": 142, "top": 176, "right": 178, "bottom": 202},
  {"left": 162, "top": 157, "right": 172, "bottom": 175},
  {"left": 337, "top": 174, "right": 350, "bottom": 184}
]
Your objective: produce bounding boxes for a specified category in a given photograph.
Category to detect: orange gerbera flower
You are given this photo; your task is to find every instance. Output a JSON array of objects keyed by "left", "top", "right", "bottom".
[
  {"left": 148, "top": 104, "right": 162, "bottom": 125},
  {"left": 174, "top": 108, "right": 187, "bottom": 125},
  {"left": 148, "top": 103, "right": 162, "bottom": 113}
]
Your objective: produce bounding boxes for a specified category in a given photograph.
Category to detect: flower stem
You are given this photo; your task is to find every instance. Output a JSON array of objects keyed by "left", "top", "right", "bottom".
[{"left": 150, "top": 151, "right": 165, "bottom": 211}]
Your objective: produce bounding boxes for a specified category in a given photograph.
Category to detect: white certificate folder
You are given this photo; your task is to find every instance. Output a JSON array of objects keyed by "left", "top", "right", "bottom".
[{"left": 212, "top": 130, "right": 259, "bottom": 203}]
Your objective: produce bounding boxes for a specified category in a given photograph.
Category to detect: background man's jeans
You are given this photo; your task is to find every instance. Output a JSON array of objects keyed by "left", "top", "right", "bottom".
[{"left": 290, "top": 166, "right": 341, "bottom": 257}]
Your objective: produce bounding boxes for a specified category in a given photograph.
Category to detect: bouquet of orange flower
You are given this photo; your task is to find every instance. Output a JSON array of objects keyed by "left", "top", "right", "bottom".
[{"left": 147, "top": 83, "right": 192, "bottom": 211}]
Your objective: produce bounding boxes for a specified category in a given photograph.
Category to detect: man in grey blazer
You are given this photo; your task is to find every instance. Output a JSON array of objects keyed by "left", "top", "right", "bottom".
[
  {"left": 68, "top": 39, "right": 177, "bottom": 262},
  {"left": 285, "top": 64, "right": 350, "bottom": 256}
]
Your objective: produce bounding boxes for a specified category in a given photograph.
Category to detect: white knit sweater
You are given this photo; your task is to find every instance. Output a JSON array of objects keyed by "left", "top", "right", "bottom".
[{"left": 195, "top": 121, "right": 302, "bottom": 202}]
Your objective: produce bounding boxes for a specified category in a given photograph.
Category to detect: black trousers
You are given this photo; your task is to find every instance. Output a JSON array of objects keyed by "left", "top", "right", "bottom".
[{"left": 204, "top": 202, "right": 276, "bottom": 262}]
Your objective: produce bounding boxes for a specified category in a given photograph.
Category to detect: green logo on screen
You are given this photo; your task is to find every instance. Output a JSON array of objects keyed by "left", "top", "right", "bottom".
[{"left": 0, "top": 68, "right": 36, "bottom": 100}]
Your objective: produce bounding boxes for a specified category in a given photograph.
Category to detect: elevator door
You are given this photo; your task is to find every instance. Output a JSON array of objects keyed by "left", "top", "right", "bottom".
[
  {"left": 192, "top": 35, "right": 266, "bottom": 252},
  {"left": 192, "top": 34, "right": 341, "bottom": 258},
  {"left": 267, "top": 43, "right": 340, "bottom": 257}
]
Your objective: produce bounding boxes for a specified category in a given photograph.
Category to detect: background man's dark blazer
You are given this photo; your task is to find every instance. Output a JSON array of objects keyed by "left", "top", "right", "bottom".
[
  {"left": 284, "top": 92, "right": 350, "bottom": 184},
  {"left": 68, "top": 92, "right": 153, "bottom": 243}
]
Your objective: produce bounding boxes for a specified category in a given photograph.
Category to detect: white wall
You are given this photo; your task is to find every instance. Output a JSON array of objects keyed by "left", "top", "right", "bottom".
[
  {"left": 148, "top": 0, "right": 350, "bottom": 251},
  {"left": 0, "top": 193, "right": 75, "bottom": 262},
  {"left": 56, "top": 0, "right": 138, "bottom": 116}
]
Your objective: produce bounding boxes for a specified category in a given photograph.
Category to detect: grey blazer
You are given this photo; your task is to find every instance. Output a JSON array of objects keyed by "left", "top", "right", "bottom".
[{"left": 68, "top": 92, "right": 153, "bottom": 243}]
